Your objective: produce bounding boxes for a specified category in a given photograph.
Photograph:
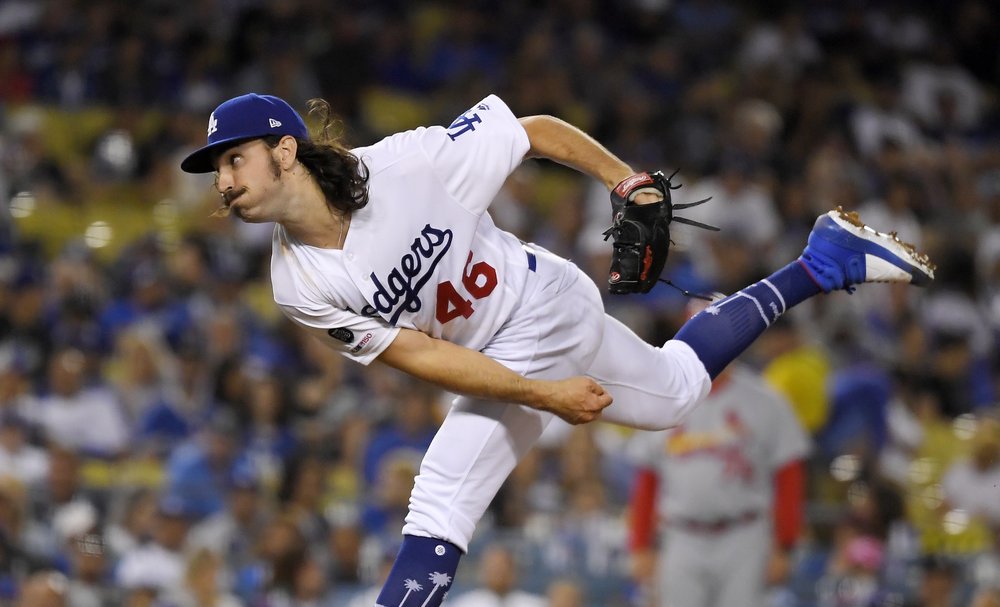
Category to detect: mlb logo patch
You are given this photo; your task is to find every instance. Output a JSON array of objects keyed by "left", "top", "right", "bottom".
[{"left": 327, "top": 327, "right": 354, "bottom": 343}]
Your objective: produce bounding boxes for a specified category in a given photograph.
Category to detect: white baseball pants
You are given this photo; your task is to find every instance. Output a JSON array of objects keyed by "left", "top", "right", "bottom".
[{"left": 402, "top": 248, "right": 711, "bottom": 551}]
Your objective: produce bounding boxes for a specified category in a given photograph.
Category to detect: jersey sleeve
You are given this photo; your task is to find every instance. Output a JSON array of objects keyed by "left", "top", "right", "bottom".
[
  {"left": 419, "top": 94, "right": 531, "bottom": 216},
  {"left": 279, "top": 303, "right": 400, "bottom": 366}
]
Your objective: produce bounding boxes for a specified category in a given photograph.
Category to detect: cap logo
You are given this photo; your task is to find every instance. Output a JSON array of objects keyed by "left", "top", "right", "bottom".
[
  {"left": 269, "top": 118, "right": 282, "bottom": 128},
  {"left": 207, "top": 112, "right": 218, "bottom": 136}
]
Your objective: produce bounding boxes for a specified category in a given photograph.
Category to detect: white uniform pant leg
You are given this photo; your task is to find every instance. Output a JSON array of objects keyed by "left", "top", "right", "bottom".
[
  {"left": 401, "top": 397, "right": 551, "bottom": 552},
  {"left": 589, "top": 315, "right": 711, "bottom": 430},
  {"left": 402, "top": 254, "right": 606, "bottom": 551}
]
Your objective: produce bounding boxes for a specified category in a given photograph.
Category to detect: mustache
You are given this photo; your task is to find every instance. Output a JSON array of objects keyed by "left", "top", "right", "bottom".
[{"left": 210, "top": 187, "right": 247, "bottom": 218}]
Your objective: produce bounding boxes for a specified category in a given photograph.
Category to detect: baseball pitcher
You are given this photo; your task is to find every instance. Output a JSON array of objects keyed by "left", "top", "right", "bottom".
[{"left": 180, "top": 92, "right": 934, "bottom": 607}]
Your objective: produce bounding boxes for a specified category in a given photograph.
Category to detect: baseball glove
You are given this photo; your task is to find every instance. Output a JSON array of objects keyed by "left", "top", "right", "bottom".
[{"left": 603, "top": 170, "right": 718, "bottom": 295}]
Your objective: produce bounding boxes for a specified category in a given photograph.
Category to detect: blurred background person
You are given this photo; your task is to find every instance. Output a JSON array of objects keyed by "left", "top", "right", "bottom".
[
  {"left": 627, "top": 306, "right": 810, "bottom": 607},
  {"left": 448, "top": 542, "right": 547, "bottom": 607}
]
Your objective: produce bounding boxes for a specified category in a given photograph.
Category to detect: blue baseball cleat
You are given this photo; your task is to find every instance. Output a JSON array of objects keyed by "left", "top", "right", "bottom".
[{"left": 800, "top": 207, "right": 936, "bottom": 293}]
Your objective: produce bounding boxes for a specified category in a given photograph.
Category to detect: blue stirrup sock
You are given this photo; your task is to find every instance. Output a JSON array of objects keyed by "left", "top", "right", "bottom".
[
  {"left": 674, "top": 260, "right": 821, "bottom": 378},
  {"left": 375, "top": 535, "right": 462, "bottom": 607}
]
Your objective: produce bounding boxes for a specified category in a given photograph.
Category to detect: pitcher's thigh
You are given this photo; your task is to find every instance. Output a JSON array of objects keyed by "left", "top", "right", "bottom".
[{"left": 587, "top": 315, "right": 710, "bottom": 430}]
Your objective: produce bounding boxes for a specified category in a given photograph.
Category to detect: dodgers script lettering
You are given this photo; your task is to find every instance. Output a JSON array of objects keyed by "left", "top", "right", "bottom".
[{"left": 370, "top": 224, "right": 453, "bottom": 324}]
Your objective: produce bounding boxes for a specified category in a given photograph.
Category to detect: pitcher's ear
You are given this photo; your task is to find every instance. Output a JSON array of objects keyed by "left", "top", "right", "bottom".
[{"left": 276, "top": 135, "right": 299, "bottom": 170}]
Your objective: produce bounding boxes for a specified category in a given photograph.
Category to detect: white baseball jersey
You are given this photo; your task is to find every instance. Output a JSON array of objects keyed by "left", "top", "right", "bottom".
[
  {"left": 272, "top": 95, "right": 532, "bottom": 364},
  {"left": 628, "top": 366, "right": 810, "bottom": 521}
]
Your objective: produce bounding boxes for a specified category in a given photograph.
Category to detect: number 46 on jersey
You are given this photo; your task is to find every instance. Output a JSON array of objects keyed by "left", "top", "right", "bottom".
[{"left": 436, "top": 252, "right": 497, "bottom": 324}]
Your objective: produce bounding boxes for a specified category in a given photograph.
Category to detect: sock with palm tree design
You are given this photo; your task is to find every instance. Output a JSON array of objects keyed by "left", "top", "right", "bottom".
[{"left": 375, "top": 535, "right": 462, "bottom": 607}]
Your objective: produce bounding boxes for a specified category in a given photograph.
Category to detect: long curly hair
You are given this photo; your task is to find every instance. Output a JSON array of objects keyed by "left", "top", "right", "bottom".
[{"left": 262, "top": 98, "right": 369, "bottom": 213}]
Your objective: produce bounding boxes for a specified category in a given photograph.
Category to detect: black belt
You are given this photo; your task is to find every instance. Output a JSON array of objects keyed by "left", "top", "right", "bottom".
[{"left": 669, "top": 511, "right": 760, "bottom": 534}]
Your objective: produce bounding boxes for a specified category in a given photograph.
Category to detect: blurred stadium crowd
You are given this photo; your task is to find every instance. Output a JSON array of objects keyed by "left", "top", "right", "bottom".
[{"left": 0, "top": 0, "right": 999, "bottom": 606}]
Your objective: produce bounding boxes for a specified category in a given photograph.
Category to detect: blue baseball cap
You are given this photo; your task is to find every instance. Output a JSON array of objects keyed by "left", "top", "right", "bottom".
[{"left": 180, "top": 93, "right": 309, "bottom": 174}]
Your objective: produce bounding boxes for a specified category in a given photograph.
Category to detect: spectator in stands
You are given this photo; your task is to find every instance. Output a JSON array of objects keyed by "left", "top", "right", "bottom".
[
  {"left": 545, "top": 578, "right": 584, "bottom": 607},
  {"left": 0, "top": 346, "right": 35, "bottom": 422},
  {"left": 163, "top": 409, "right": 241, "bottom": 519},
  {"left": 360, "top": 452, "right": 419, "bottom": 554},
  {"left": 243, "top": 371, "right": 298, "bottom": 480},
  {"left": 0, "top": 257, "right": 51, "bottom": 385},
  {"left": 237, "top": 516, "right": 307, "bottom": 604},
  {"left": 33, "top": 347, "right": 128, "bottom": 457},
  {"left": 0, "top": 39, "right": 34, "bottom": 103},
  {"left": 15, "top": 571, "right": 67, "bottom": 607},
  {"left": 737, "top": 8, "right": 821, "bottom": 81},
  {"left": 187, "top": 462, "right": 267, "bottom": 585},
  {"left": 0, "top": 476, "right": 35, "bottom": 594},
  {"left": 849, "top": 69, "right": 925, "bottom": 160},
  {"left": 360, "top": 382, "right": 438, "bottom": 487},
  {"left": 343, "top": 546, "right": 396, "bottom": 607},
  {"left": 815, "top": 528, "right": 887, "bottom": 607},
  {"left": 679, "top": 152, "right": 782, "bottom": 290},
  {"left": 544, "top": 478, "right": 625, "bottom": 581},
  {"left": 287, "top": 555, "right": 331, "bottom": 607},
  {"left": 109, "top": 323, "right": 193, "bottom": 451},
  {"left": 970, "top": 536, "right": 1000, "bottom": 607},
  {"left": 277, "top": 453, "right": 329, "bottom": 550},
  {"left": 754, "top": 316, "right": 832, "bottom": 435},
  {"left": 0, "top": 412, "right": 48, "bottom": 487},
  {"left": 105, "top": 488, "right": 157, "bottom": 562},
  {"left": 24, "top": 447, "right": 98, "bottom": 565},
  {"left": 972, "top": 586, "right": 1000, "bottom": 607},
  {"left": 815, "top": 365, "right": 892, "bottom": 464},
  {"left": 2, "top": 108, "right": 78, "bottom": 204},
  {"left": 905, "top": 554, "right": 962, "bottom": 607},
  {"left": 324, "top": 522, "right": 364, "bottom": 587},
  {"left": 902, "top": 43, "right": 985, "bottom": 142},
  {"left": 100, "top": 258, "right": 172, "bottom": 345},
  {"left": 158, "top": 547, "right": 242, "bottom": 607},
  {"left": 64, "top": 531, "right": 113, "bottom": 607},
  {"left": 115, "top": 492, "right": 199, "bottom": 595},
  {"left": 942, "top": 417, "right": 1000, "bottom": 526},
  {"left": 449, "top": 543, "right": 546, "bottom": 607}
]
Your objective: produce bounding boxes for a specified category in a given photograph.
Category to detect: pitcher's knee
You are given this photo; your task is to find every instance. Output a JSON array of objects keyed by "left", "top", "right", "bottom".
[{"left": 402, "top": 511, "right": 474, "bottom": 554}]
